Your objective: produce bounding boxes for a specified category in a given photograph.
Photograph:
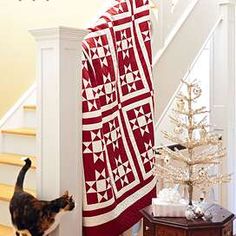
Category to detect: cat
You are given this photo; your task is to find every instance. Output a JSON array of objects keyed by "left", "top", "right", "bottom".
[{"left": 9, "top": 158, "right": 75, "bottom": 236}]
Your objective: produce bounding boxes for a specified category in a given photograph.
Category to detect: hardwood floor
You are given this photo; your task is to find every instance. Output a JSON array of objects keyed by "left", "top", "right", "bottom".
[
  {"left": 0, "top": 225, "right": 13, "bottom": 236},
  {"left": 0, "top": 221, "right": 143, "bottom": 236},
  {"left": 122, "top": 222, "right": 143, "bottom": 236}
]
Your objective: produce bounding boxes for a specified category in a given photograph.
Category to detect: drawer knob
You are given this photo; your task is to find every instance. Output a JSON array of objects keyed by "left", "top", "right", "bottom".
[{"left": 145, "top": 226, "right": 150, "bottom": 231}]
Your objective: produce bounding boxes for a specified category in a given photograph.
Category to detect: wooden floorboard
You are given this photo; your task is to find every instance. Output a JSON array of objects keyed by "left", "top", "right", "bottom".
[
  {"left": 0, "top": 225, "right": 13, "bottom": 236},
  {"left": 0, "top": 153, "right": 36, "bottom": 169},
  {"left": 23, "top": 105, "right": 36, "bottom": 111},
  {"left": 0, "top": 184, "right": 35, "bottom": 202},
  {"left": 1, "top": 128, "right": 36, "bottom": 137}
]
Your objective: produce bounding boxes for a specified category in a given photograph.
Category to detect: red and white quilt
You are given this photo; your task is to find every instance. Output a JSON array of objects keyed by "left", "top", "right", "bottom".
[{"left": 82, "top": 1, "right": 156, "bottom": 235}]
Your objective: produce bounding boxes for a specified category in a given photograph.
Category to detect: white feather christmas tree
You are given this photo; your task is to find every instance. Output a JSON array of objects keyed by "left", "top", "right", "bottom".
[{"left": 154, "top": 80, "right": 231, "bottom": 206}]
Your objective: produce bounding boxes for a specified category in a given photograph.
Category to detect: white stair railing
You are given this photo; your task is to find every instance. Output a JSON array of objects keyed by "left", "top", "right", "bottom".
[
  {"left": 30, "top": 27, "right": 88, "bottom": 236},
  {"left": 209, "top": 0, "right": 236, "bottom": 216},
  {"left": 152, "top": 0, "right": 220, "bottom": 123},
  {"left": 151, "top": 0, "right": 200, "bottom": 60},
  {"left": 155, "top": 16, "right": 223, "bottom": 131}
]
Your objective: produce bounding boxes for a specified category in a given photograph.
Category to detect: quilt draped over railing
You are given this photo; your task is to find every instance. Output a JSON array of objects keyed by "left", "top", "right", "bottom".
[{"left": 82, "top": 0, "right": 156, "bottom": 235}]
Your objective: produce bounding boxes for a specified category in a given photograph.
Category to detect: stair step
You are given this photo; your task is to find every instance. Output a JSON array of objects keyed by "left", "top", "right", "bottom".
[
  {"left": 1, "top": 134, "right": 36, "bottom": 157},
  {"left": 0, "top": 184, "right": 36, "bottom": 202},
  {"left": 0, "top": 201, "right": 11, "bottom": 226},
  {"left": 1, "top": 128, "right": 36, "bottom": 137},
  {"left": 23, "top": 105, "right": 36, "bottom": 111},
  {"left": 24, "top": 109, "right": 37, "bottom": 129},
  {"left": 0, "top": 161, "right": 36, "bottom": 189},
  {"left": 0, "top": 153, "right": 36, "bottom": 169},
  {"left": 0, "top": 225, "right": 12, "bottom": 236}
]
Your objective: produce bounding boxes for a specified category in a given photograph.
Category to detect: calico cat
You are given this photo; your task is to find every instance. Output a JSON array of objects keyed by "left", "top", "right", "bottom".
[{"left": 9, "top": 158, "right": 75, "bottom": 236}]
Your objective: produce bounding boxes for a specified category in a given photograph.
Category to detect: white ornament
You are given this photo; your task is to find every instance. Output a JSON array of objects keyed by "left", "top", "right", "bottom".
[
  {"left": 176, "top": 99, "right": 185, "bottom": 111},
  {"left": 185, "top": 207, "right": 195, "bottom": 220},
  {"left": 208, "top": 134, "right": 219, "bottom": 143},
  {"left": 174, "top": 126, "right": 183, "bottom": 134},
  {"left": 194, "top": 206, "right": 204, "bottom": 218},
  {"left": 198, "top": 168, "right": 206, "bottom": 177},
  {"left": 164, "top": 156, "right": 170, "bottom": 164},
  {"left": 200, "top": 128, "right": 207, "bottom": 140},
  {"left": 203, "top": 211, "right": 213, "bottom": 221},
  {"left": 193, "top": 86, "right": 202, "bottom": 97}
]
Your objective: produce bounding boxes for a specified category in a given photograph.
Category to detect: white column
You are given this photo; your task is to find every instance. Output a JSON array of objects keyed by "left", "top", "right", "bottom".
[
  {"left": 30, "top": 27, "right": 89, "bottom": 236},
  {"left": 210, "top": 0, "right": 236, "bottom": 210}
]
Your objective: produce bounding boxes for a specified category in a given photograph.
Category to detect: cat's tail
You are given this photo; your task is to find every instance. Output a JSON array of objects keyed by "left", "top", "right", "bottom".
[{"left": 15, "top": 158, "right": 32, "bottom": 191}]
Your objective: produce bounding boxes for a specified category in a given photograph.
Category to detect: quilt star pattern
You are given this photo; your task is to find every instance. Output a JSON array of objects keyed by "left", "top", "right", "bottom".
[{"left": 82, "top": 1, "right": 156, "bottom": 235}]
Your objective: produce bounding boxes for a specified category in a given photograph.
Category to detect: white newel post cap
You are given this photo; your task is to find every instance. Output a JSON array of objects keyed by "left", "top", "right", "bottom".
[
  {"left": 218, "top": 0, "right": 236, "bottom": 5},
  {"left": 29, "top": 26, "right": 89, "bottom": 41}
]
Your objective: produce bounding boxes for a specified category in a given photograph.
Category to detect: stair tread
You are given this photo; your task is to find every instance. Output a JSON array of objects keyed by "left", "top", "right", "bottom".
[
  {"left": 23, "top": 105, "right": 36, "bottom": 110},
  {"left": 0, "top": 184, "right": 36, "bottom": 202},
  {"left": 0, "top": 153, "right": 36, "bottom": 169},
  {"left": 1, "top": 128, "right": 36, "bottom": 136},
  {"left": 0, "top": 225, "right": 13, "bottom": 236}
]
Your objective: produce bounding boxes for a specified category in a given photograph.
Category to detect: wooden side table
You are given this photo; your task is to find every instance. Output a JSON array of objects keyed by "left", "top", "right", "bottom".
[{"left": 141, "top": 204, "right": 235, "bottom": 236}]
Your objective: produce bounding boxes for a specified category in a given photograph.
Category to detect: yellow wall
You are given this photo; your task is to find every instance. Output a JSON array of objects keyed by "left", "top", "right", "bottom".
[{"left": 0, "top": 0, "right": 108, "bottom": 118}]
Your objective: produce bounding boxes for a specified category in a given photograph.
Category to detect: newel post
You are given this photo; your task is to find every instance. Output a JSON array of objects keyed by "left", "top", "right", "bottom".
[
  {"left": 30, "top": 27, "right": 89, "bottom": 236},
  {"left": 210, "top": 0, "right": 236, "bottom": 211}
]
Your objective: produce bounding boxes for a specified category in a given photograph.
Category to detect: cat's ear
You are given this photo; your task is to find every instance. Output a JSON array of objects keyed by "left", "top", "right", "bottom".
[
  {"left": 63, "top": 191, "right": 69, "bottom": 197},
  {"left": 69, "top": 195, "right": 73, "bottom": 201}
]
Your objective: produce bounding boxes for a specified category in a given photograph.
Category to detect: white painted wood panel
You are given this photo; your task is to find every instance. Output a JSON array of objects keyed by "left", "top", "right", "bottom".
[
  {"left": 1, "top": 135, "right": 36, "bottom": 157},
  {"left": 30, "top": 27, "right": 89, "bottom": 236},
  {"left": 0, "top": 164, "right": 36, "bottom": 189},
  {"left": 23, "top": 110, "right": 37, "bottom": 129},
  {"left": 0, "top": 201, "right": 11, "bottom": 226},
  {"left": 153, "top": 0, "right": 220, "bottom": 123},
  {"left": 210, "top": 0, "right": 236, "bottom": 217}
]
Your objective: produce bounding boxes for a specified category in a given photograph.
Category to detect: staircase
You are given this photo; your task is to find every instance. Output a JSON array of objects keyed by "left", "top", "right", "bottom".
[{"left": 0, "top": 87, "right": 37, "bottom": 235}]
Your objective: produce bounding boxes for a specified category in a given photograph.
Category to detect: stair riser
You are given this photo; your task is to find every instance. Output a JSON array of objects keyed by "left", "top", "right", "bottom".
[
  {"left": 2, "top": 135, "right": 36, "bottom": 156},
  {"left": 0, "top": 201, "right": 11, "bottom": 227},
  {"left": 0, "top": 164, "right": 36, "bottom": 189},
  {"left": 23, "top": 111, "right": 37, "bottom": 129}
]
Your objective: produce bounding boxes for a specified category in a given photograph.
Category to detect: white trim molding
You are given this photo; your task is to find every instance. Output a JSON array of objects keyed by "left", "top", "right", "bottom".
[
  {"left": 153, "top": 0, "right": 200, "bottom": 65},
  {"left": 0, "top": 83, "right": 36, "bottom": 129},
  {"left": 30, "top": 26, "right": 89, "bottom": 236},
  {"left": 153, "top": 0, "right": 220, "bottom": 123},
  {"left": 156, "top": 16, "right": 222, "bottom": 127},
  {"left": 30, "top": 27, "right": 89, "bottom": 41},
  {"left": 218, "top": 0, "right": 236, "bottom": 5},
  {"left": 210, "top": 0, "right": 236, "bottom": 216}
]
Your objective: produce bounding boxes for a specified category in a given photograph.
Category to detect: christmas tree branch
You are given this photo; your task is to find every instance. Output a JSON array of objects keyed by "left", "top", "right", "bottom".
[
  {"left": 155, "top": 164, "right": 186, "bottom": 184},
  {"left": 191, "top": 150, "right": 226, "bottom": 165},
  {"left": 172, "top": 106, "right": 209, "bottom": 116},
  {"left": 162, "top": 131, "right": 187, "bottom": 148},
  {"left": 157, "top": 146, "right": 189, "bottom": 163},
  {"left": 169, "top": 115, "right": 189, "bottom": 129}
]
